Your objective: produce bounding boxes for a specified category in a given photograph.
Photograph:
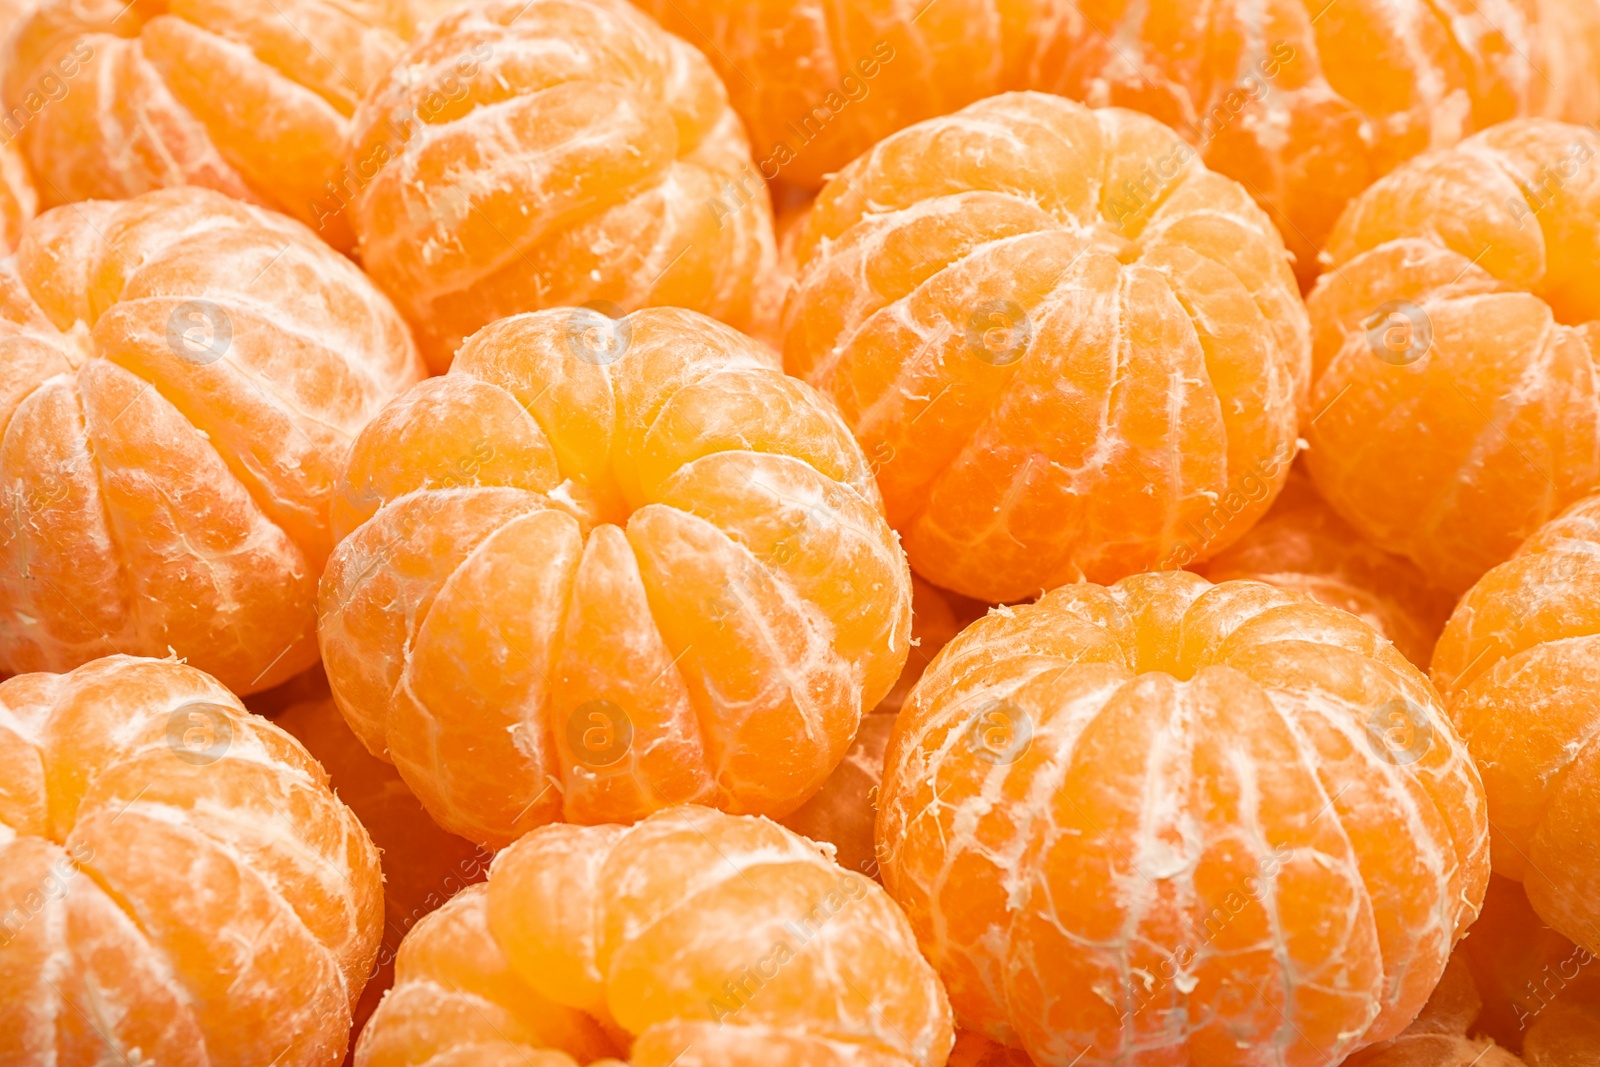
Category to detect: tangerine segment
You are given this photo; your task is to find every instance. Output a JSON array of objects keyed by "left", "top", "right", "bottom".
[
  {"left": 1025, "top": 0, "right": 1597, "bottom": 289},
  {"left": 878, "top": 569, "right": 1489, "bottom": 1066},
  {"left": 0, "top": 187, "right": 425, "bottom": 695},
  {"left": 1194, "top": 465, "right": 1455, "bottom": 669},
  {"left": 632, "top": 0, "right": 1049, "bottom": 192},
  {"left": 1525, "top": 999, "right": 1600, "bottom": 1067},
  {"left": 2, "top": 0, "right": 420, "bottom": 250},
  {"left": 782, "top": 91, "right": 1310, "bottom": 602},
  {"left": 358, "top": 806, "right": 954, "bottom": 1066},
  {"left": 347, "top": 0, "right": 778, "bottom": 373},
  {"left": 318, "top": 306, "right": 911, "bottom": 848},
  {"left": 1430, "top": 492, "right": 1600, "bottom": 957},
  {"left": 1305, "top": 118, "right": 1600, "bottom": 594},
  {"left": 269, "top": 671, "right": 492, "bottom": 1046},
  {"left": 0, "top": 137, "right": 34, "bottom": 251},
  {"left": 0, "top": 655, "right": 382, "bottom": 1067}
]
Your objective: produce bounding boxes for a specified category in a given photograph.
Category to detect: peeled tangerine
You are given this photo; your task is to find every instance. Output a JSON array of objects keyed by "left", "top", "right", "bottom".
[
  {"left": 1431, "top": 492, "right": 1600, "bottom": 961},
  {"left": 1195, "top": 466, "right": 1454, "bottom": 669},
  {"left": 348, "top": 0, "right": 777, "bottom": 372},
  {"left": 783, "top": 92, "right": 1310, "bottom": 603},
  {"left": 0, "top": 655, "right": 382, "bottom": 1065},
  {"left": 1344, "top": 952, "right": 1523, "bottom": 1067},
  {"left": 1306, "top": 118, "right": 1600, "bottom": 595},
  {"left": 633, "top": 0, "right": 1053, "bottom": 192},
  {"left": 878, "top": 569, "right": 1491, "bottom": 1066},
  {"left": 319, "top": 307, "right": 910, "bottom": 848},
  {"left": 1, "top": 0, "right": 437, "bottom": 250},
  {"left": 1027, "top": 0, "right": 1600, "bottom": 287},
  {"left": 0, "top": 187, "right": 425, "bottom": 694},
  {"left": 356, "top": 806, "right": 953, "bottom": 1067}
]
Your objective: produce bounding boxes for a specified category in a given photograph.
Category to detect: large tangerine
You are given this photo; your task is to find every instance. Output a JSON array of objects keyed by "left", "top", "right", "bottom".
[
  {"left": 1305, "top": 118, "right": 1600, "bottom": 594},
  {"left": 346, "top": 0, "right": 778, "bottom": 373},
  {"left": 356, "top": 806, "right": 954, "bottom": 1067},
  {"left": 2, "top": 0, "right": 426, "bottom": 250},
  {"left": 1027, "top": 0, "right": 1600, "bottom": 288},
  {"left": 878, "top": 569, "right": 1490, "bottom": 1066},
  {"left": 0, "top": 187, "right": 425, "bottom": 694},
  {"left": 0, "top": 655, "right": 383, "bottom": 1065},
  {"left": 782, "top": 91, "right": 1309, "bottom": 602},
  {"left": 319, "top": 306, "right": 910, "bottom": 848},
  {"left": 1431, "top": 492, "right": 1600, "bottom": 959}
]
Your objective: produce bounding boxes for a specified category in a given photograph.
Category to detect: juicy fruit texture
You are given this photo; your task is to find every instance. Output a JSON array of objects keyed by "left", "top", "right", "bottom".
[
  {"left": 1306, "top": 118, "right": 1600, "bottom": 594},
  {"left": 2, "top": 0, "right": 421, "bottom": 251},
  {"left": 950, "top": 1031, "right": 1038, "bottom": 1066},
  {"left": 0, "top": 138, "right": 34, "bottom": 251},
  {"left": 0, "top": 655, "right": 383, "bottom": 1066},
  {"left": 1431, "top": 492, "right": 1600, "bottom": 958},
  {"left": 319, "top": 306, "right": 911, "bottom": 847},
  {"left": 783, "top": 91, "right": 1311, "bottom": 602},
  {"left": 1194, "top": 466, "right": 1454, "bottom": 668},
  {"left": 357, "top": 806, "right": 955, "bottom": 1067},
  {"left": 781, "top": 575, "right": 963, "bottom": 876},
  {"left": 347, "top": 0, "right": 779, "bottom": 372},
  {"left": 1343, "top": 951, "right": 1523, "bottom": 1067},
  {"left": 633, "top": 0, "right": 1048, "bottom": 192},
  {"left": 270, "top": 670, "right": 490, "bottom": 1046},
  {"left": 0, "top": 187, "right": 425, "bottom": 694},
  {"left": 879, "top": 569, "right": 1490, "bottom": 1066},
  {"left": 1027, "top": 0, "right": 1600, "bottom": 288}
]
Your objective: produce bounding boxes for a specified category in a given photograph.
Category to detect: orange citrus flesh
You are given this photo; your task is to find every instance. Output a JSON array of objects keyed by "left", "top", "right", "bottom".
[
  {"left": 631, "top": 0, "right": 1053, "bottom": 193},
  {"left": 346, "top": 0, "right": 779, "bottom": 373},
  {"left": 0, "top": 136, "right": 34, "bottom": 252},
  {"left": 782, "top": 90, "right": 1310, "bottom": 603},
  {"left": 1341, "top": 950, "right": 1522, "bottom": 1067},
  {"left": 0, "top": 187, "right": 425, "bottom": 695},
  {"left": 1194, "top": 464, "right": 1455, "bottom": 669},
  {"left": 356, "top": 805, "right": 955, "bottom": 1067},
  {"left": 0, "top": 654, "right": 383, "bottom": 1066},
  {"left": 1431, "top": 491, "right": 1600, "bottom": 959},
  {"left": 781, "top": 575, "right": 965, "bottom": 877},
  {"left": 319, "top": 306, "right": 911, "bottom": 848},
  {"left": 1306, "top": 118, "right": 1600, "bottom": 595},
  {"left": 950, "top": 1030, "right": 1038, "bottom": 1067},
  {"left": 1025, "top": 0, "right": 1600, "bottom": 290},
  {"left": 1, "top": 0, "right": 429, "bottom": 251},
  {"left": 1524, "top": 999, "right": 1600, "bottom": 1067},
  {"left": 879, "top": 569, "right": 1490, "bottom": 1066},
  {"left": 267, "top": 667, "right": 491, "bottom": 1050}
]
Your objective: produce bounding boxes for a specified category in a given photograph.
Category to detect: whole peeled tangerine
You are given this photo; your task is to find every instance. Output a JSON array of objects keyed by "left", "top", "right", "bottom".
[
  {"left": 783, "top": 91, "right": 1310, "bottom": 603},
  {"left": 0, "top": 655, "right": 383, "bottom": 1066},
  {"left": 1431, "top": 492, "right": 1600, "bottom": 960},
  {"left": 319, "top": 306, "right": 911, "bottom": 847},
  {"left": 355, "top": 806, "right": 954, "bottom": 1067},
  {"left": 0, "top": 187, "right": 425, "bottom": 695},
  {"left": 878, "top": 569, "right": 1490, "bottom": 1066},
  {"left": 346, "top": 0, "right": 778, "bottom": 372}
]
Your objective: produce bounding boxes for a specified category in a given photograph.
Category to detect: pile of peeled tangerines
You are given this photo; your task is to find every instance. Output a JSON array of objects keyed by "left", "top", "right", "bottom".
[{"left": 4, "top": 0, "right": 1600, "bottom": 1064}]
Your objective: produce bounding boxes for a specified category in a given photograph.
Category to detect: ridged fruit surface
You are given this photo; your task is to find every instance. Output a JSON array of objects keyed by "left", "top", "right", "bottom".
[
  {"left": 1306, "top": 118, "right": 1600, "bottom": 595},
  {"left": 319, "top": 306, "right": 910, "bottom": 847},
  {"left": 879, "top": 569, "right": 1489, "bottom": 1066},
  {"left": 0, "top": 655, "right": 383, "bottom": 1066},
  {"left": 1431, "top": 492, "right": 1600, "bottom": 958},
  {"left": 0, "top": 187, "right": 425, "bottom": 694},
  {"left": 356, "top": 806, "right": 954, "bottom": 1067},
  {"left": 783, "top": 91, "right": 1310, "bottom": 602},
  {"left": 347, "top": 0, "right": 778, "bottom": 371}
]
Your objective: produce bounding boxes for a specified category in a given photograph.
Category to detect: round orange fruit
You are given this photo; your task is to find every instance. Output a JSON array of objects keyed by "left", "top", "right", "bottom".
[
  {"left": 1431, "top": 492, "right": 1600, "bottom": 959},
  {"left": 782, "top": 91, "right": 1309, "bottom": 603},
  {"left": 0, "top": 187, "right": 425, "bottom": 695},
  {"left": 0, "top": 654, "right": 383, "bottom": 1065},
  {"left": 1306, "top": 117, "right": 1600, "bottom": 594},
  {"left": 879, "top": 569, "right": 1490, "bottom": 1065},
  {"left": 1, "top": 0, "right": 428, "bottom": 251},
  {"left": 1193, "top": 465, "right": 1454, "bottom": 669},
  {"left": 632, "top": 0, "right": 1050, "bottom": 193},
  {"left": 346, "top": 0, "right": 779, "bottom": 372},
  {"left": 319, "top": 306, "right": 911, "bottom": 848},
  {"left": 356, "top": 805, "right": 954, "bottom": 1067},
  {"left": 1028, "top": 0, "right": 1600, "bottom": 288}
]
